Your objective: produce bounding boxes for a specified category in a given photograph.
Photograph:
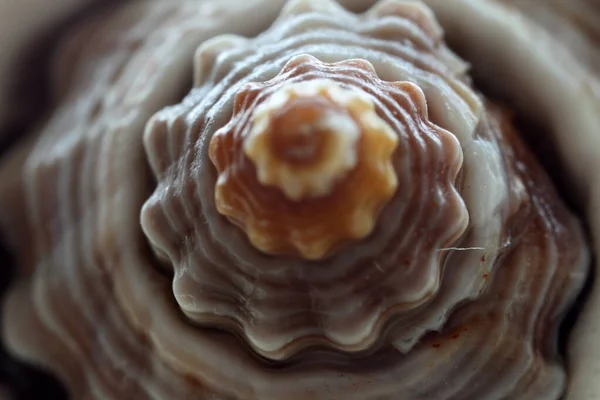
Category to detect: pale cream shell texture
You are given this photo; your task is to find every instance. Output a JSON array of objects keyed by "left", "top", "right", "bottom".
[{"left": 0, "top": 0, "right": 598, "bottom": 400}]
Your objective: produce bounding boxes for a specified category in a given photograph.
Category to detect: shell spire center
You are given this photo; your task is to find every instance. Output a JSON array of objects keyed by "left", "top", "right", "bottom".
[
  {"left": 208, "top": 57, "right": 417, "bottom": 260},
  {"left": 244, "top": 79, "right": 390, "bottom": 201}
]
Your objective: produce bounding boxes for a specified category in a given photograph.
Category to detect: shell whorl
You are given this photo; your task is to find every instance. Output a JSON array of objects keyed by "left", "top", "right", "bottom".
[
  {"left": 241, "top": 78, "right": 374, "bottom": 202},
  {"left": 141, "top": 0, "right": 476, "bottom": 359},
  {"left": 208, "top": 56, "right": 465, "bottom": 261},
  {"left": 0, "top": 0, "right": 592, "bottom": 399}
]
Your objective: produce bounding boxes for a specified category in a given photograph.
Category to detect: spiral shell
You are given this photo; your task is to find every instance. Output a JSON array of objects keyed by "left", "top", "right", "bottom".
[{"left": 0, "top": 0, "right": 592, "bottom": 399}]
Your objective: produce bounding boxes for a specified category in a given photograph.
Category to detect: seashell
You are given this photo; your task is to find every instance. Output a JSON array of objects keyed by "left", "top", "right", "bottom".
[{"left": 0, "top": 0, "right": 598, "bottom": 399}]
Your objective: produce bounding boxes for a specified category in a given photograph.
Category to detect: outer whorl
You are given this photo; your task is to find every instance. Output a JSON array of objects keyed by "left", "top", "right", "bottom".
[{"left": 0, "top": 0, "right": 591, "bottom": 399}]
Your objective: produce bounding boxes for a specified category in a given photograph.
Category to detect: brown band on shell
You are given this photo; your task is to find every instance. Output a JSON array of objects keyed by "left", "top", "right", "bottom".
[{"left": 209, "top": 72, "right": 403, "bottom": 259}]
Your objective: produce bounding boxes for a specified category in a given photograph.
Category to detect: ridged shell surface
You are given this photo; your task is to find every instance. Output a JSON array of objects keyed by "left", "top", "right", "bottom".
[{"left": 0, "top": 0, "right": 590, "bottom": 399}]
